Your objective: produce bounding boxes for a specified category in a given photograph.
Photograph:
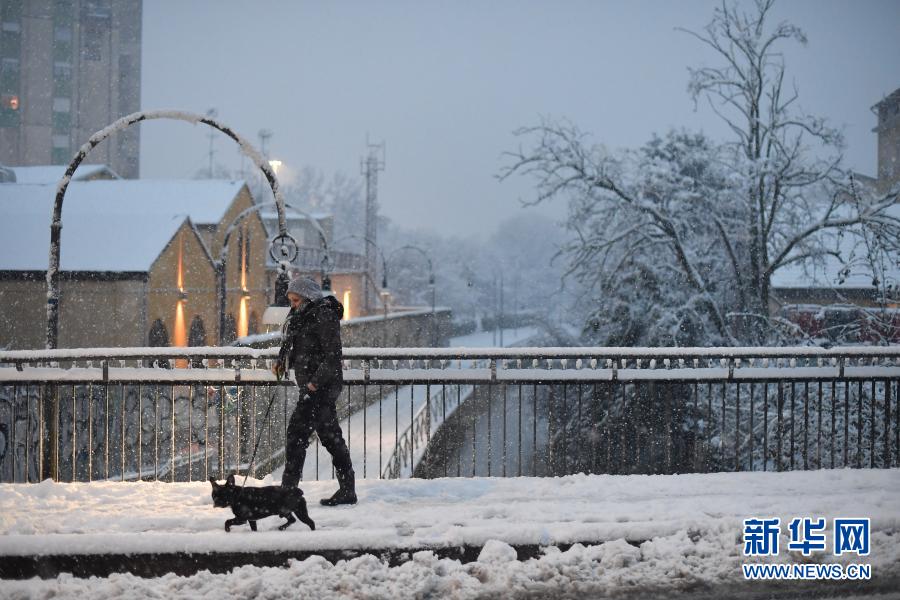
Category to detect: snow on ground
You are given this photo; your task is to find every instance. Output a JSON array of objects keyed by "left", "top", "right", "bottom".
[
  {"left": 1, "top": 469, "right": 899, "bottom": 598},
  {"left": 447, "top": 326, "right": 540, "bottom": 350}
]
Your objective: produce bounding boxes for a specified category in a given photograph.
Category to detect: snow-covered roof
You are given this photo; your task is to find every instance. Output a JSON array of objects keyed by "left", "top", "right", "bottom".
[
  {"left": 771, "top": 202, "right": 899, "bottom": 291},
  {"left": 0, "top": 179, "right": 246, "bottom": 272},
  {"left": 10, "top": 164, "right": 120, "bottom": 184}
]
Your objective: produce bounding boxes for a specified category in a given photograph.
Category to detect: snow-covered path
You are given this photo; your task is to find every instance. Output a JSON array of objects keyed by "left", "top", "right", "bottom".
[
  {"left": 3, "top": 468, "right": 897, "bottom": 556},
  {"left": 0, "top": 469, "right": 898, "bottom": 597}
]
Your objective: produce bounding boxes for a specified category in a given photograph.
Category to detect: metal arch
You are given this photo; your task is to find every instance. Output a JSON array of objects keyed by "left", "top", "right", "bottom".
[
  {"left": 388, "top": 244, "right": 435, "bottom": 285},
  {"left": 219, "top": 201, "right": 329, "bottom": 267},
  {"left": 45, "top": 109, "right": 294, "bottom": 349},
  {"left": 333, "top": 233, "right": 387, "bottom": 282},
  {"left": 217, "top": 200, "right": 331, "bottom": 343}
]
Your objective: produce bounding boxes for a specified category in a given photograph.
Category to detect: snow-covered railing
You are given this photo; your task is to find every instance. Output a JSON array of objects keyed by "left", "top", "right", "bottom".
[
  {"left": 2, "top": 345, "right": 899, "bottom": 383},
  {"left": 0, "top": 346, "right": 897, "bottom": 484}
]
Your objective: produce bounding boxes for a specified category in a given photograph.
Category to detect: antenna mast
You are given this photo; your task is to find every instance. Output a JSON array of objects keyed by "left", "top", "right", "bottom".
[{"left": 361, "top": 138, "right": 385, "bottom": 315}]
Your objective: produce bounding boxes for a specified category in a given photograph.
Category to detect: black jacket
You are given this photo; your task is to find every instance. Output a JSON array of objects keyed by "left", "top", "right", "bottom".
[{"left": 277, "top": 295, "right": 344, "bottom": 393}]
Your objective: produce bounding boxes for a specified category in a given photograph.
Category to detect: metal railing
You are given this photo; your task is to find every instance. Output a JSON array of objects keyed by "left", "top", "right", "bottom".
[{"left": 0, "top": 346, "right": 897, "bottom": 483}]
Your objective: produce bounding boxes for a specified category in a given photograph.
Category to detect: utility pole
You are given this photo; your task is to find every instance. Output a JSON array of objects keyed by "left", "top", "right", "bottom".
[
  {"left": 499, "top": 272, "right": 504, "bottom": 347},
  {"left": 206, "top": 108, "right": 217, "bottom": 177},
  {"left": 492, "top": 275, "right": 497, "bottom": 346},
  {"left": 361, "top": 139, "right": 385, "bottom": 315},
  {"left": 258, "top": 129, "right": 272, "bottom": 158},
  {"left": 257, "top": 129, "right": 273, "bottom": 199}
]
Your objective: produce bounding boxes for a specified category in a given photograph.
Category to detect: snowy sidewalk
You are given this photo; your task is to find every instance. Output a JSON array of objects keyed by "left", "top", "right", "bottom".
[{"left": 2, "top": 470, "right": 899, "bottom": 565}]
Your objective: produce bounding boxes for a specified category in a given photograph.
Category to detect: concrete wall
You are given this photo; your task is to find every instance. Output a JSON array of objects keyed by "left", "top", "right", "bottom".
[
  {"left": 342, "top": 308, "right": 454, "bottom": 348},
  {"left": 0, "top": 275, "right": 146, "bottom": 350}
]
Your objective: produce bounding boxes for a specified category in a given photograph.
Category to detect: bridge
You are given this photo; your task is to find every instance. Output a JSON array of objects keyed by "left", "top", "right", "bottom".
[
  {"left": 1, "top": 345, "right": 898, "bottom": 590},
  {"left": 1, "top": 345, "right": 897, "bottom": 485}
]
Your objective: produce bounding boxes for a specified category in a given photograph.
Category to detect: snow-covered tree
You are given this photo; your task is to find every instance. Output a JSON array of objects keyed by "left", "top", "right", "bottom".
[
  {"left": 379, "top": 213, "right": 570, "bottom": 339},
  {"left": 501, "top": 0, "right": 899, "bottom": 346}
]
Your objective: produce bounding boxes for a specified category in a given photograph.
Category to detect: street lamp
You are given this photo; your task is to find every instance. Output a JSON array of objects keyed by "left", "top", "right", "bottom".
[
  {"left": 388, "top": 245, "right": 436, "bottom": 346},
  {"left": 380, "top": 277, "right": 391, "bottom": 348}
]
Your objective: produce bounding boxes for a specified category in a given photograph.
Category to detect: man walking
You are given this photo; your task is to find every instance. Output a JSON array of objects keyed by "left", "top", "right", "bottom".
[{"left": 273, "top": 276, "right": 356, "bottom": 506}]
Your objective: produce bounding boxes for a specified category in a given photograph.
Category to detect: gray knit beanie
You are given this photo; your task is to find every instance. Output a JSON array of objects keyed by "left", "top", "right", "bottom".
[{"left": 287, "top": 276, "right": 322, "bottom": 300}]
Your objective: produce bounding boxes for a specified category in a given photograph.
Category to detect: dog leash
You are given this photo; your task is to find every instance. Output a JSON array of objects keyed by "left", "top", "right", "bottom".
[{"left": 239, "top": 369, "right": 283, "bottom": 492}]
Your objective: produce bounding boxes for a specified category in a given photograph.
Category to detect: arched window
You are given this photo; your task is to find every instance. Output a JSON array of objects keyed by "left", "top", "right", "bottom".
[
  {"left": 221, "top": 314, "right": 237, "bottom": 345},
  {"left": 148, "top": 319, "right": 169, "bottom": 347},
  {"left": 188, "top": 316, "right": 207, "bottom": 368},
  {"left": 188, "top": 316, "right": 207, "bottom": 347},
  {"left": 148, "top": 318, "right": 170, "bottom": 369}
]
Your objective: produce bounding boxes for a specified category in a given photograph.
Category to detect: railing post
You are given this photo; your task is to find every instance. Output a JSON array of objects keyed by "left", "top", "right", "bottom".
[
  {"left": 776, "top": 381, "right": 784, "bottom": 472},
  {"left": 884, "top": 379, "right": 892, "bottom": 468},
  {"left": 50, "top": 384, "right": 59, "bottom": 482}
]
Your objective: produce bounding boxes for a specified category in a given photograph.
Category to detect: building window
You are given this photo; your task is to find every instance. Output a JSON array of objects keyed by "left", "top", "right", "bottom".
[
  {"left": 0, "top": 93, "right": 18, "bottom": 127},
  {"left": 0, "top": 57, "right": 19, "bottom": 122},
  {"left": 53, "top": 61, "right": 72, "bottom": 79},
  {"left": 51, "top": 147, "right": 70, "bottom": 165},
  {"left": 52, "top": 97, "right": 71, "bottom": 112},
  {"left": 117, "top": 53, "right": 137, "bottom": 114},
  {"left": 80, "top": 2, "right": 111, "bottom": 62},
  {"left": 1, "top": 30, "right": 20, "bottom": 63},
  {"left": 0, "top": 1, "right": 23, "bottom": 27},
  {"left": 53, "top": 61, "right": 72, "bottom": 98},
  {"left": 52, "top": 131, "right": 72, "bottom": 163},
  {"left": 149, "top": 319, "right": 170, "bottom": 346},
  {"left": 53, "top": 25, "right": 72, "bottom": 43},
  {"left": 148, "top": 319, "right": 171, "bottom": 368},
  {"left": 222, "top": 314, "right": 237, "bottom": 345},
  {"left": 52, "top": 110, "right": 70, "bottom": 132},
  {"left": 188, "top": 316, "right": 207, "bottom": 347},
  {"left": 188, "top": 316, "right": 207, "bottom": 367}
]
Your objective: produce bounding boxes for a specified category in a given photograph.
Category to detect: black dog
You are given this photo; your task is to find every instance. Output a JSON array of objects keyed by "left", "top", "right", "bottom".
[{"left": 209, "top": 474, "right": 315, "bottom": 532}]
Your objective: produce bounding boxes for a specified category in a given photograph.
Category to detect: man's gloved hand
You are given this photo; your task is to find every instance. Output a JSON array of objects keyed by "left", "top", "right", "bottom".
[{"left": 272, "top": 360, "right": 286, "bottom": 380}]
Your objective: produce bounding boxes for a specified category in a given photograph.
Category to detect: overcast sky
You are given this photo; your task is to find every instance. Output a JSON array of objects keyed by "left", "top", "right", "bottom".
[{"left": 141, "top": 0, "right": 900, "bottom": 236}]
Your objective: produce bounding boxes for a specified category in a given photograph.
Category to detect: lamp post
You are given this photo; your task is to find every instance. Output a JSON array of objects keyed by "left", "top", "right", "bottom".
[
  {"left": 388, "top": 245, "right": 436, "bottom": 346},
  {"left": 46, "top": 109, "right": 297, "bottom": 349},
  {"left": 380, "top": 280, "right": 391, "bottom": 348}
]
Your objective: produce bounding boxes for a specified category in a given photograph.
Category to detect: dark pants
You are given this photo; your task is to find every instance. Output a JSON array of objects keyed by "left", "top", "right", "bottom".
[{"left": 282, "top": 386, "right": 352, "bottom": 485}]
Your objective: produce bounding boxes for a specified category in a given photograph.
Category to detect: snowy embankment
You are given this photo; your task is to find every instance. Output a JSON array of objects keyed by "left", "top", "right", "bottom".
[{"left": 1, "top": 469, "right": 899, "bottom": 598}]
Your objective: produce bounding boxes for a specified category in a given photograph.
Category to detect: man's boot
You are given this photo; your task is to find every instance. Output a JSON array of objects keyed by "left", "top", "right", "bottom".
[
  {"left": 320, "top": 468, "right": 357, "bottom": 506},
  {"left": 281, "top": 472, "right": 300, "bottom": 489}
]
